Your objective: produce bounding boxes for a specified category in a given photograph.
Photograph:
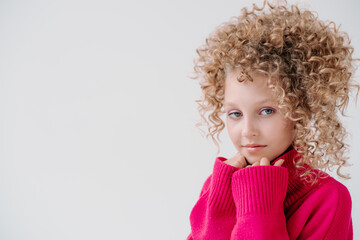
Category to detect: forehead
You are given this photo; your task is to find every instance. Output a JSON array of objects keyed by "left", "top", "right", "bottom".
[{"left": 224, "top": 70, "right": 279, "bottom": 106}]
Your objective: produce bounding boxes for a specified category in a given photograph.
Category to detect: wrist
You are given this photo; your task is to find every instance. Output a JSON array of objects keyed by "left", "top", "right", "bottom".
[{"left": 231, "top": 166, "right": 288, "bottom": 215}]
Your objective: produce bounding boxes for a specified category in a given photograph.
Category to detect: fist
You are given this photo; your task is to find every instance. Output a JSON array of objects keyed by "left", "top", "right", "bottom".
[
  {"left": 223, "top": 153, "right": 284, "bottom": 169},
  {"left": 223, "top": 152, "right": 247, "bottom": 169},
  {"left": 246, "top": 157, "right": 284, "bottom": 167}
]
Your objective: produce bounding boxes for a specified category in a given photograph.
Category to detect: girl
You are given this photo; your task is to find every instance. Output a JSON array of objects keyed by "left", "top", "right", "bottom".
[{"left": 186, "top": 1, "right": 359, "bottom": 239}]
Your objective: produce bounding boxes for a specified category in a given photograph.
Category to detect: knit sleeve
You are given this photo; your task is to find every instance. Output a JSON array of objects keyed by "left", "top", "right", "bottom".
[
  {"left": 186, "top": 157, "right": 239, "bottom": 240},
  {"left": 230, "top": 165, "right": 290, "bottom": 239}
]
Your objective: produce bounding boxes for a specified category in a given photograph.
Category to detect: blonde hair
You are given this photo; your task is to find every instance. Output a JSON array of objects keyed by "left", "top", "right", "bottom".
[{"left": 192, "top": 0, "right": 359, "bottom": 183}]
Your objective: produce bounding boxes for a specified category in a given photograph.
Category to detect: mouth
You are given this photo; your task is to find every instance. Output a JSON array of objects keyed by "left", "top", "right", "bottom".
[{"left": 243, "top": 144, "right": 267, "bottom": 152}]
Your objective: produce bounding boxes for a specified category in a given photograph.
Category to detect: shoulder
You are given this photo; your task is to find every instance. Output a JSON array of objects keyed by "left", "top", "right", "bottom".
[
  {"left": 287, "top": 176, "right": 352, "bottom": 239},
  {"left": 326, "top": 177, "right": 351, "bottom": 200},
  {"left": 294, "top": 167, "right": 352, "bottom": 207},
  {"left": 304, "top": 176, "right": 351, "bottom": 212},
  {"left": 318, "top": 178, "right": 353, "bottom": 238},
  {"left": 312, "top": 176, "right": 351, "bottom": 206},
  {"left": 319, "top": 177, "right": 352, "bottom": 218}
]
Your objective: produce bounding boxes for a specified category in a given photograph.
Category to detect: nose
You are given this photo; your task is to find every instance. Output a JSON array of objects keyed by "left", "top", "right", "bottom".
[{"left": 241, "top": 116, "right": 259, "bottom": 138}]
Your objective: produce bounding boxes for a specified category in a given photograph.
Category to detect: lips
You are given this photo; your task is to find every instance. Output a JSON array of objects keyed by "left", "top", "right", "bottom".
[
  {"left": 243, "top": 144, "right": 267, "bottom": 152},
  {"left": 244, "top": 144, "right": 266, "bottom": 148}
]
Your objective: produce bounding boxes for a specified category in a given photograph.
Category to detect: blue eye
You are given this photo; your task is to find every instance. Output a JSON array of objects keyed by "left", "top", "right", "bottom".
[
  {"left": 228, "top": 111, "right": 242, "bottom": 119},
  {"left": 260, "top": 108, "right": 275, "bottom": 115}
]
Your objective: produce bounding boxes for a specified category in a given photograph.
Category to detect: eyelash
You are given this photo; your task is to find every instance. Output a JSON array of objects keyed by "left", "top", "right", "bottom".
[
  {"left": 228, "top": 107, "right": 276, "bottom": 119},
  {"left": 228, "top": 112, "right": 242, "bottom": 118},
  {"left": 260, "top": 108, "right": 275, "bottom": 115}
]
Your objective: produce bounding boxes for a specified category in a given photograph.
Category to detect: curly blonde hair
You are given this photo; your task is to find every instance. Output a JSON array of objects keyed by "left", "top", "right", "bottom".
[{"left": 192, "top": 0, "right": 359, "bottom": 182}]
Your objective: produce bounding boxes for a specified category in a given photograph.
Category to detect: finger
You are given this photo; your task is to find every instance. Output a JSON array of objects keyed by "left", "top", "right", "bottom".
[
  {"left": 252, "top": 161, "right": 260, "bottom": 167},
  {"left": 260, "top": 157, "right": 270, "bottom": 166},
  {"left": 273, "top": 159, "right": 284, "bottom": 167},
  {"left": 236, "top": 155, "right": 247, "bottom": 169},
  {"left": 224, "top": 153, "right": 247, "bottom": 169}
]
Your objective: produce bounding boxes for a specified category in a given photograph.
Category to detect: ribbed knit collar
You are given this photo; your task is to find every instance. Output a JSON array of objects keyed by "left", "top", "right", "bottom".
[{"left": 271, "top": 148, "right": 331, "bottom": 212}]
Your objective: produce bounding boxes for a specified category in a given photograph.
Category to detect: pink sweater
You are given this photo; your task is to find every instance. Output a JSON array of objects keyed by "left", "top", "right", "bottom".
[{"left": 186, "top": 149, "right": 352, "bottom": 239}]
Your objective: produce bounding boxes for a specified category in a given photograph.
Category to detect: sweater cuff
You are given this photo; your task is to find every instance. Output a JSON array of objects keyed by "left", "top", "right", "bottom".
[
  {"left": 231, "top": 166, "right": 288, "bottom": 215},
  {"left": 207, "top": 157, "right": 239, "bottom": 215}
]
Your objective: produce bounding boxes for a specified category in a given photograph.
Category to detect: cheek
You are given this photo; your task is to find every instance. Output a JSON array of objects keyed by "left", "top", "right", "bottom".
[
  {"left": 275, "top": 121, "right": 296, "bottom": 142},
  {"left": 226, "top": 124, "right": 236, "bottom": 140},
  {"left": 263, "top": 119, "right": 294, "bottom": 139},
  {"left": 262, "top": 120, "right": 282, "bottom": 134},
  {"left": 289, "top": 123, "right": 297, "bottom": 141},
  {"left": 226, "top": 122, "right": 241, "bottom": 145}
]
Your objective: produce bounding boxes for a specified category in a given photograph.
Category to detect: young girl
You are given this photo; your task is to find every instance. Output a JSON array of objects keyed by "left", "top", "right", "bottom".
[{"left": 186, "top": 1, "right": 359, "bottom": 239}]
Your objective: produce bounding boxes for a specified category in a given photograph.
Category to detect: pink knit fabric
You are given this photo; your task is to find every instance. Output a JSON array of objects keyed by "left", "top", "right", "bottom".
[{"left": 186, "top": 149, "right": 352, "bottom": 239}]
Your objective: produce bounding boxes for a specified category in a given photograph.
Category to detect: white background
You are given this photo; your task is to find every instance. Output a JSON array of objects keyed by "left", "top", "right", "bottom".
[{"left": 0, "top": 0, "right": 359, "bottom": 239}]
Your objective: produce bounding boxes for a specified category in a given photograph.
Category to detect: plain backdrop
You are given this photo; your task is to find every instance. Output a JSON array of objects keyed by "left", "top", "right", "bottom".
[{"left": 0, "top": 0, "right": 359, "bottom": 239}]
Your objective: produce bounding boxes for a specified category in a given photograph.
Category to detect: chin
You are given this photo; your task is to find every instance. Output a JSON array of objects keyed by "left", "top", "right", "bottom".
[
  {"left": 242, "top": 151, "right": 277, "bottom": 165},
  {"left": 242, "top": 154, "right": 260, "bottom": 165}
]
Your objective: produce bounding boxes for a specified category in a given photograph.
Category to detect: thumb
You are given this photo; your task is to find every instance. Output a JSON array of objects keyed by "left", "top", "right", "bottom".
[
  {"left": 273, "top": 159, "right": 284, "bottom": 167},
  {"left": 233, "top": 154, "right": 247, "bottom": 169},
  {"left": 224, "top": 152, "right": 247, "bottom": 169}
]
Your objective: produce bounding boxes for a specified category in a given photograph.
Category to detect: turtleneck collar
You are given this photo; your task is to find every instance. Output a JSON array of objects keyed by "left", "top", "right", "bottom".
[{"left": 271, "top": 148, "right": 331, "bottom": 211}]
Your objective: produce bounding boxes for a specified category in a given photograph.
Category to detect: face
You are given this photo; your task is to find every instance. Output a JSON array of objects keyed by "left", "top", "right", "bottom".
[{"left": 224, "top": 70, "right": 296, "bottom": 164}]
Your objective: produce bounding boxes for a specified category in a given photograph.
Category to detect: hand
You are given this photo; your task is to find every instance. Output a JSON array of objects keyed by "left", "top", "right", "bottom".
[
  {"left": 223, "top": 153, "right": 284, "bottom": 169},
  {"left": 246, "top": 157, "right": 284, "bottom": 167},
  {"left": 223, "top": 152, "right": 247, "bottom": 169}
]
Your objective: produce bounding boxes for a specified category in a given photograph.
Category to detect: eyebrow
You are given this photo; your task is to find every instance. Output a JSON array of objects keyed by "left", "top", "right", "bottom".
[{"left": 224, "top": 98, "right": 275, "bottom": 107}]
